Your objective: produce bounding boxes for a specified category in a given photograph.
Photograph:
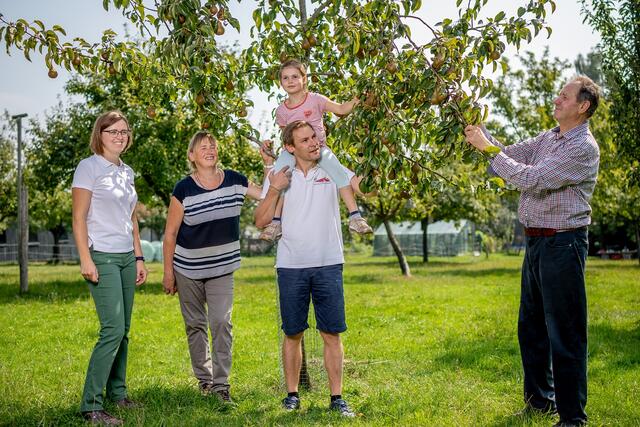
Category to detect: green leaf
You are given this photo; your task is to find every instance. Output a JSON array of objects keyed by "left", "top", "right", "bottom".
[
  {"left": 488, "top": 177, "right": 506, "bottom": 188},
  {"left": 485, "top": 146, "right": 501, "bottom": 155},
  {"left": 253, "top": 9, "right": 262, "bottom": 29},
  {"left": 495, "top": 11, "right": 505, "bottom": 21},
  {"left": 517, "top": 7, "right": 526, "bottom": 17},
  {"left": 52, "top": 25, "right": 66, "bottom": 36},
  {"left": 352, "top": 32, "right": 360, "bottom": 55}
]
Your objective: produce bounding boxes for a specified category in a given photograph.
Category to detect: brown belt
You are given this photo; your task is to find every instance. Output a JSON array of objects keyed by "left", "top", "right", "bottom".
[{"left": 524, "top": 227, "right": 586, "bottom": 237}]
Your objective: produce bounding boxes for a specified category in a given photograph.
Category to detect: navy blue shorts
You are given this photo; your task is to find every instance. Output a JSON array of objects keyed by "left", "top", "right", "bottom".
[{"left": 276, "top": 264, "right": 346, "bottom": 336}]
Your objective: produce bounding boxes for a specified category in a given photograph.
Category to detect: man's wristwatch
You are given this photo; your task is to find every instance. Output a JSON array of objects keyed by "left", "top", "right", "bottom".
[{"left": 135, "top": 256, "right": 145, "bottom": 262}]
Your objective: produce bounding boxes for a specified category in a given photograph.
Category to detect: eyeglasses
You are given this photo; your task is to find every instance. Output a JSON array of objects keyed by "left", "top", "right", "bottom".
[{"left": 102, "top": 129, "right": 131, "bottom": 137}]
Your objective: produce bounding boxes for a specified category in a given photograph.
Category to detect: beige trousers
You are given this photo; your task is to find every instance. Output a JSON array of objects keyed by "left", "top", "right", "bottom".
[{"left": 175, "top": 271, "right": 234, "bottom": 391}]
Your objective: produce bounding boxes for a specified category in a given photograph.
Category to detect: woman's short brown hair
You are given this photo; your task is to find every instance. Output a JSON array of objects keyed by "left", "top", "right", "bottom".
[
  {"left": 187, "top": 130, "right": 217, "bottom": 172},
  {"left": 89, "top": 111, "right": 132, "bottom": 155}
]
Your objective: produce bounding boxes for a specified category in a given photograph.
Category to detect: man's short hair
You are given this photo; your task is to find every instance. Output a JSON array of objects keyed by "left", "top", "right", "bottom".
[
  {"left": 572, "top": 75, "right": 601, "bottom": 118},
  {"left": 282, "top": 120, "right": 314, "bottom": 147}
]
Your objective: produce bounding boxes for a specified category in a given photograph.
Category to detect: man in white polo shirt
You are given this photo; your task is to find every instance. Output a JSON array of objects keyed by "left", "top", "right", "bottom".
[{"left": 255, "top": 120, "right": 356, "bottom": 417}]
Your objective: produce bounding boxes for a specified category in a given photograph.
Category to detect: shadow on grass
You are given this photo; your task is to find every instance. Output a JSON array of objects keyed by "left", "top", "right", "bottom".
[
  {"left": 487, "top": 411, "right": 559, "bottom": 427},
  {"left": 412, "top": 267, "right": 518, "bottom": 279},
  {"left": 432, "top": 319, "right": 640, "bottom": 375},
  {"left": 0, "top": 279, "right": 169, "bottom": 305},
  {"left": 432, "top": 333, "right": 519, "bottom": 375},
  {"left": 1, "top": 403, "right": 86, "bottom": 427},
  {"left": 4, "top": 383, "right": 365, "bottom": 426},
  {"left": 589, "top": 321, "right": 640, "bottom": 371}
]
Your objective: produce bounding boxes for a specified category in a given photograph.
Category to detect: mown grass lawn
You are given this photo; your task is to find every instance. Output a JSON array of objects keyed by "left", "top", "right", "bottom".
[{"left": 0, "top": 254, "right": 638, "bottom": 426}]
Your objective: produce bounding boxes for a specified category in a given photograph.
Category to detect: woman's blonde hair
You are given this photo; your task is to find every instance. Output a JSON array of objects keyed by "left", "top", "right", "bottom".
[
  {"left": 89, "top": 111, "right": 132, "bottom": 155},
  {"left": 187, "top": 130, "right": 217, "bottom": 172}
]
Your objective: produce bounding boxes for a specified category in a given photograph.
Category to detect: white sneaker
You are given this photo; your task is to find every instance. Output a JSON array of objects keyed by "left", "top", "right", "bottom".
[
  {"left": 348, "top": 216, "right": 373, "bottom": 234},
  {"left": 259, "top": 222, "right": 282, "bottom": 242}
]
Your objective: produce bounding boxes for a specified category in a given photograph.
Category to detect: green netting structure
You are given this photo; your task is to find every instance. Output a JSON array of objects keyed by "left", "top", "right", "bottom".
[{"left": 373, "top": 220, "right": 474, "bottom": 257}]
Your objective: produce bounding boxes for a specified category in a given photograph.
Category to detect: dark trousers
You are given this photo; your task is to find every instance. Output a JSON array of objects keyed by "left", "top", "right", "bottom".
[{"left": 518, "top": 228, "right": 588, "bottom": 424}]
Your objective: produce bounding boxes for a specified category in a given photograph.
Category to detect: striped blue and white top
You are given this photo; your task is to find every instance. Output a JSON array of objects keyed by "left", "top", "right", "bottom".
[{"left": 172, "top": 170, "right": 248, "bottom": 280}]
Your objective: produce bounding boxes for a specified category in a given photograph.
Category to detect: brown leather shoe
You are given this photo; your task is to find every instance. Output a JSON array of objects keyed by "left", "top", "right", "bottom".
[
  {"left": 82, "top": 410, "right": 123, "bottom": 425},
  {"left": 115, "top": 397, "right": 142, "bottom": 409}
]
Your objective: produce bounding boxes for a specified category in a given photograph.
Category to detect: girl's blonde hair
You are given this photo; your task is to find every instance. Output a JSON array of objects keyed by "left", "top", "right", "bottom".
[
  {"left": 89, "top": 111, "right": 132, "bottom": 155},
  {"left": 279, "top": 59, "right": 308, "bottom": 88},
  {"left": 187, "top": 130, "right": 217, "bottom": 172}
]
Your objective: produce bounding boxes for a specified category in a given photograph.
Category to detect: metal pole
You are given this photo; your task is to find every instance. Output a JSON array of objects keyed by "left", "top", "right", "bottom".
[{"left": 12, "top": 113, "right": 28, "bottom": 294}]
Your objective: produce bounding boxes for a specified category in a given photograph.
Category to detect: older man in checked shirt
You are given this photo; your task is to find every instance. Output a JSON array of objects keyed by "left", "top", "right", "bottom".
[{"left": 464, "top": 76, "right": 600, "bottom": 427}]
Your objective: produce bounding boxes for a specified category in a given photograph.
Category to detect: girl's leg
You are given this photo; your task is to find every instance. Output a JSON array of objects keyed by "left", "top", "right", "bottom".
[
  {"left": 260, "top": 151, "right": 293, "bottom": 242},
  {"left": 318, "top": 147, "right": 372, "bottom": 234},
  {"left": 273, "top": 150, "right": 296, "bottom": 174}
]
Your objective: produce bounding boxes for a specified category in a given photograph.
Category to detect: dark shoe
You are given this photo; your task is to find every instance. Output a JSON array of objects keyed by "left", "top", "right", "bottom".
[
  {"left": 82, "top": 410, "right": 123, "bottom": 425},
  {"left": 329, "top": 398, "right": 356, "bottom": 418},
  {"left": 214, "top": 388, "right": 235, "bottom": 405},
  {"left": 282, "top": 395, "right": 301, "bottom": 411},
  {"left": 114, "top": 397, "right": 142, "bottom": 409},
  {"left": 200, "top": 383, "right": 214, "bottom": 396}
]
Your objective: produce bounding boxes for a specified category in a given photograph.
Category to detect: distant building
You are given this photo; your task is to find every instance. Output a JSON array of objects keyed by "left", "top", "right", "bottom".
[{"left": 373, "top": 220, "right": 475, "bottom": 257}]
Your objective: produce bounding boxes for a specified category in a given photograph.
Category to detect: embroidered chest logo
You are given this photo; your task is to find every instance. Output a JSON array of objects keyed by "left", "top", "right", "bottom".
[
  {"left": 303, "top": 110, "right": 313, "bottom": 118},
  {"left": 314, "top": 177, "right": 331, "bottom": 184}
]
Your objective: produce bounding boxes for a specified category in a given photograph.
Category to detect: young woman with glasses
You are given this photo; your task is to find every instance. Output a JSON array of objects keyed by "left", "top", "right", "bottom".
[{"left": 72, "top": 110, "right": 147, "bottom": 425}]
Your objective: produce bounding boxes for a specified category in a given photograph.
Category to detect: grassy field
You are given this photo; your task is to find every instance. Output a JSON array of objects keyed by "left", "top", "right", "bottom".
[{"left": 0, "top": 254, "right": 638, "bottom": 426}]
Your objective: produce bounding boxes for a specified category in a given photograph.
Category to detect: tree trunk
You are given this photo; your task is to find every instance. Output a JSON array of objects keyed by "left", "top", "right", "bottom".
[
  {"left": 50, "top": 225, "right": 64, "bottom": 265},
  {"left": 636, "top": 221, "right": 640, "bottom": 265},
  {"left": 383, "top": 219, "right": 411, "bottom": 277},
  {"left": 421, "top": 217, "right": 429, "bottom": 263}
]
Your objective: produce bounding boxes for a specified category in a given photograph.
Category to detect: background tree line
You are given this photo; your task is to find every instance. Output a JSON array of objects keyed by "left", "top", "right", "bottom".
[{"left": 0, "top": 0, "right": 637, "bottom": 270}]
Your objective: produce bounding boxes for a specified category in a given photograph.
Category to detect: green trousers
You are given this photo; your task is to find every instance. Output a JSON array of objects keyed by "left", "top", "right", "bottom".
[{"left": 80, "top": 250, "right": 136, "bottom": 413}]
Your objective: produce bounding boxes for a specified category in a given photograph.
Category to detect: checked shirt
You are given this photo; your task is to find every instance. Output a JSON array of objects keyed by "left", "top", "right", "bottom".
[{"left": 487, "top": 121, "right": 600, "bottom": 229}]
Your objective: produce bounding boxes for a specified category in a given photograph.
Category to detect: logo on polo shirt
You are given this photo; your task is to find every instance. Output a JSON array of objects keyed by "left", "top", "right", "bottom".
[
  {"left": 304, "top": 110, "right": 313, "bottom": 118},
  {"left": 314, "top": 177, "right": 331, "bottom": 185}
]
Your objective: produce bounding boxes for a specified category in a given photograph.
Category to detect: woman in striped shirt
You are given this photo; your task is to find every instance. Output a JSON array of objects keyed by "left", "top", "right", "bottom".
[{"left": 162, "top": 130, "right": 279, "bottom": 403}]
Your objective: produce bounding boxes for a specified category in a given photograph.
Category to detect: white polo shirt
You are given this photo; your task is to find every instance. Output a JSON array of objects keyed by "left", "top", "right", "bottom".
[
  {"left": 261, "top": 165, "right": 353, "bottom": 269},
  {"left": 72, "top": 154, "right": 138, "bottom": 253}
]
